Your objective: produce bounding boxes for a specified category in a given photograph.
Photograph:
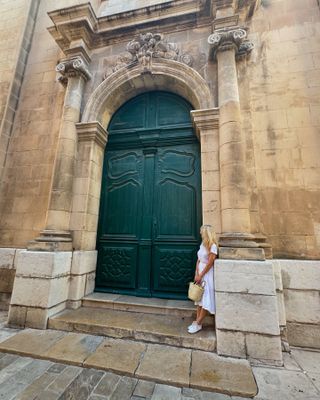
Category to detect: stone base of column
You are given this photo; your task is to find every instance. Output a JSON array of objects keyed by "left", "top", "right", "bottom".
[
  {"left": 28, "top": 230, "right": 73, "bottom": 252},
  {"left": 218, "top": 233, "right": 266, "bottom": 261}
]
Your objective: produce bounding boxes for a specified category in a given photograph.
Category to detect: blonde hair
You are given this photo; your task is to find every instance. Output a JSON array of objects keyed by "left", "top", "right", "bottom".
[{"left": 200, "top": 225, "right": 217, "bottom": 252}]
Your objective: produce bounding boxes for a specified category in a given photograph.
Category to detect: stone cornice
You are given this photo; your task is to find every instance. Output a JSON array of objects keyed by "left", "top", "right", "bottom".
[
  {"left": 76, "top": 121, "right": 108, "bottom": 149},
  {"left": 56, "top": 56, "right": 92, "bottom": 85},
  {"left": 208, "top": 27, "right": 254, "bottom": 59},
  {"left": 191, "top": 108, "right": 220, "bottom": 138},
  {"left": 47, "top": 1, "right": 211, "bottom": 53}
]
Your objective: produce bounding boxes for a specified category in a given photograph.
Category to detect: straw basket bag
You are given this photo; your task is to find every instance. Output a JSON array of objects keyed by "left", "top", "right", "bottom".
[{"left": 188, "top": 281, "right": 205, "bottom": 302}]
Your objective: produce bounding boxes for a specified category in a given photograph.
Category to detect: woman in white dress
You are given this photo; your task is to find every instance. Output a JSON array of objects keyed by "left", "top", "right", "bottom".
[{"left": 188, "top": 225, "right": 218, "bottom": 334}]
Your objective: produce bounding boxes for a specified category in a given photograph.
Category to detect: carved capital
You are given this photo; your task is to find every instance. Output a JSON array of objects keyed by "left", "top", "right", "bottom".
[
  {"left": 56, "top": 56, "right": 92, "bottom": 85},
  {"left": 208, "top": 27, "right": 254, "bottom": 59}
]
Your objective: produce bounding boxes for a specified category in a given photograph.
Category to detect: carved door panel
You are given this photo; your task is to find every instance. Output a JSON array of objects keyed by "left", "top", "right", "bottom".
[{"left": 95, "top": 91, "right": 202, "bottom": 299}]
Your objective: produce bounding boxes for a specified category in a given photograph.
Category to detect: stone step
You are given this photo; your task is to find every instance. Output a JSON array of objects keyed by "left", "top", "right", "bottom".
[
  {"left": 82, "top": 292, "right": 196, "bottom": 318},
  {"left": 48, "top": 306, "right": 216, "bottom": 352},
  {"left": 0, "top": 328, "right": 258, "bottom": 397}
]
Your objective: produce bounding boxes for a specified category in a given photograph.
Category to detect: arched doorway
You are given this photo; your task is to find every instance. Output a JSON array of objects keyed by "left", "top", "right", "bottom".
[{"left": 95, "top": 91, "right": 202, "bottom": 299}]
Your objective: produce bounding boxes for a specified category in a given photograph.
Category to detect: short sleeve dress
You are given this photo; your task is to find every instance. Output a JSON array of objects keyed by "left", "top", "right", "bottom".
[{"left": 195, "top": 242, "right": 218, "bottom": 315}]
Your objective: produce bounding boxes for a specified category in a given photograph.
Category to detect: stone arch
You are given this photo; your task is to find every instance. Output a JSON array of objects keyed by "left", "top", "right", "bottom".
[{"left": 82, "top": 58, "right": 214, "bottom": 127}]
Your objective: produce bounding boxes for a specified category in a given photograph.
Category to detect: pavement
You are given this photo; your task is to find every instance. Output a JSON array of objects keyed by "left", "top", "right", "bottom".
[{"left": 0, "top": 311, "right": 320, "bottom": 400}]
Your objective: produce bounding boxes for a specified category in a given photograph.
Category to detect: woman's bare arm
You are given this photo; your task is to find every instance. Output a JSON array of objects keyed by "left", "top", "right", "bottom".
[{"left": 195, "top": 253, "right": 216, "bottom": 283}]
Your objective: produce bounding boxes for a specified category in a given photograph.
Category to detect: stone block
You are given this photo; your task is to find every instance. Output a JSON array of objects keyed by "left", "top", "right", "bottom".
[
  {"left": 216, "top": 292, "right": 280, "bottom": 335},
  {"left": 0, "top": 248, "right": 16, "bottom": 269},
  {"left": 218, "top": 247, "right": 265, "bottom": 260},
  {"left": 7, "top": 305, "right": 27, "bottom": 328},
  {"left": 10, "top": 275, "right": 69, "bottom": 308},
  {"left": 71, "top": 250, "right": 97, "bottom": 275},
  {"left": 280, "top": 260, "right": 320, "bottom": 290},
  {"left": 0, "top": 269, "right": 15, "bottom": 293},
  {"left": 287, "top": 322, "right": 320, "bottom": 349},
  {"left": 68, "top": 274, "right": 86, "bottom": 301},
  {"left": 276, "top": 291, "right": 287, "bottom": 327},
  {"left": 25, "top": 307, "right": 50, "bottom": 329},
  {"left": 284, "top": 289, "right": 320, "bottom": 324},
  {"left": 215, "top": 260, "right": 276, "bottom": 295},
  {"left": 85, "top": 272, "right": 96, "bottom": 296},
  {"left": 216, "top": 330, "right": 246, "bottom": 358},
  {"left": 246, "top": 333, "right": 283, "bottom": 365},
  {"left": 15, "top": 251, "right": 72, "bottom": 278}
]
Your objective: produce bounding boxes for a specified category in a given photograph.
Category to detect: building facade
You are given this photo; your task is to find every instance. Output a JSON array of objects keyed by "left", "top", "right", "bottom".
[{"left": 0, "top": 0, "right": 319, "bottom": 365}]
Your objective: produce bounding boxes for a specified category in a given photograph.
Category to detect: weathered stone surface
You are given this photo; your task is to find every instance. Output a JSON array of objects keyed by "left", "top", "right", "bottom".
[
  {"left": 215, "top": 260, "right": 276, "bottom": 295},
  {"left": 84, "top": 338, "right": 146, "bottom": 376},
  {"left": 272, "top": 260, "right": 284, "bottom": 291},
  {"left": 133, "top": 379, "right": 155, "bottom": 398},
  {"left": 252, "top": 366, "right": 320, "bottom": 400},
  {"left": 136, "top": 344, "right": 191, "bottom": 387},
  {"left": 151, "top": 384, "right": 181, "bottom": 400},
  {"left": 280, "top": 260, "right": 320, "bottom": 290},
  {"left": 287, "top": 322, "right": 320, "bottom": 349},
  {"left": 216, "top": 330, "right": 246, "bottom": 358},
  {"left": 47, "top": 365, "right": 82, "bottom": 394},
  {"left": 216, "top": 292, "right": 280, "bottom": 335},
  {"left": 0, "top": 329, "right": 66, "bottom": 357},
  {"left": 102, "top": 375, "right": 137, "bottom": 400},
  {"left": 14, "top": 251, "right": 72, "bottom": 278},
  {"left": 0, "top": 248, "right": 16, "bottom": 269},
  {"left": 284, "top": 289, "right": 320, "bottom": 324},
  {"left": 71, "top": 251, "right": 97, "bottom": 275},
  {"left": 190, "top": 351, "right": 257, "bottom": 397},
  {"left": 291, "top": 349, "right": 320, "bottom": 374},
  {"left": 93, "top": 371, "right": 121, "bottom": 397},
  {"left": 44, "top": 333, "right": 103, "bottom": 365},
  {"left": 68, "top": 274, "right": 86, "bottom": 301},
  {"left": 245, "top": 333, "right": 282, "bottom": 364},
  {"left": 0, "top": 269, "right": 15, "bottom": 293}
]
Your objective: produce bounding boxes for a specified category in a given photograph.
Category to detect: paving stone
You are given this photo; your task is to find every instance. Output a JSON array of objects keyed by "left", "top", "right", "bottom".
[
  {"left": 283, "top": 352, "right": 301, "bottom": 371},
  {"left": 84, "top": 337, "right": 146, "bottom": 376},
  {"left": 0, "top": 356, "right": 33, "bottom": 385},
  {"left": 94, "top": 371, "right": 121, "bottom": 396},
  {"left": 151, "top": 384, "right": 181, "bottom": 400},
  {"left": 133, "top": 379, "right": 155, "bottom": 398},
  {"left": 253, "top": 366, "right": 320, "bottom": 400},
  {"left": 0, "top": 327, "right": 21, "bottom": 344},
  {"left": 44, "top": 332, "right": 103, "bottom": 365},
  {"left": 136, "top": 344, "right": 191, "bottom": 387},
  {"left": 89, "top": 395, "right": 109, "bottom": 400},
  {"left": 0, "top": 359, "right": 52, "bottom": 399},
  {"left": 15, "top": 371, "right": 58, "bottom": 400},
  {"left": 201, "top": 392, "right": 232, "bottom": 399},
  {"left": 291, "top": 349, "right": 320, "bottom": 374},
  {"left": 181, "top": 387, "right": 202, "bottom": 399},
  {"left": 308, "top": 372, "right": 320, "bottom": 392},
  {"left": 190, "top": 350, "right": 257, "bottom": 397},
  {"left": 0, "top": 353, "right": 18, "bottom": 369},
  {"left": 47, "top": 365, "right": 82, "bottom": 394},
  {"left": 0, "top": 329, "right": 66, "bottom": 357},
  {"left": 106, "top": 375, "right": 137, "bottom": 400},
  {"left": 58, "top": 368, "right": 104, "bottom": 400},
  {"left": 47, "top": 363, "right": 67, "bottom": 374}
]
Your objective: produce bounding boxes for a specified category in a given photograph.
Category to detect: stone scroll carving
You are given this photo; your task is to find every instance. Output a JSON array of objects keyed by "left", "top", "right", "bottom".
[
  {"left": 208, "top": 27, "right": 254, "bottom": 59},
  {"left": 104, "top": 32, "right": 194, "bottom": 78},
  {"left": 56, "top": 56, "right": 92, "bottom": 86}
]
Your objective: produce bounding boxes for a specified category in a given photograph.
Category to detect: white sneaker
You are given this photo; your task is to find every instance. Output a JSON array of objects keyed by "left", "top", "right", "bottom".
[
  {"left": 188, "top": 323, "right": 202, "bottom": 334},
  {"left": 187, "top": 321, "right": 197, "bottom": 330}
]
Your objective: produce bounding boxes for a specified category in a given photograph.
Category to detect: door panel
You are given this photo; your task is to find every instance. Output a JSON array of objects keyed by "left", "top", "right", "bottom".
[{"left": 96, "top": 91, "right": 202, "bottom": 299}]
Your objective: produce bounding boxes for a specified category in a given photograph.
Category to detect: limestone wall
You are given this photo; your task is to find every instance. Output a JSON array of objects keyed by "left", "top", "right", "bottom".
[
  {"left": 242, "top": 0, "right": 320, "bottom": 259},
  {"left": 98, "top": 0, "right": 172, "bottom": 16},
  {"left": 0, "top": 0, "right": 99, "bottom": 247}
]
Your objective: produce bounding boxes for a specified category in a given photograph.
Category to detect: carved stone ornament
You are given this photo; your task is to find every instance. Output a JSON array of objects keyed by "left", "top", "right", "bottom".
[
  {"left": 56, "top": 56, "right": 92, "bottom": 85},
  {"left": 104, "top": 32, "right": 194, "bottom": 78},
  {"left": 208, "top": 27, "right": 254, "bottom": 59}
]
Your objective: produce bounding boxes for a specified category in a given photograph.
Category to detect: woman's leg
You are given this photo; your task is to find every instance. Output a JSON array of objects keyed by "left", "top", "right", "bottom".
[
  {"left": 196, "top": 307, "right": 207, "bottom": 325},
  {"left": 196, "top": 306, "right": 201, "bottom": 322}
]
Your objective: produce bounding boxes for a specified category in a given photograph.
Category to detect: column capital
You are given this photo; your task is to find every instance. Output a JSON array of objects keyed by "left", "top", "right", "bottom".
[
  {"left": 56, "top": 56, "right": 92, "bottom": 86},
  {"left": 191, "top": 108, "right": 219, "bottom": 138},
  {"left": 208, "top": 27, "right": 254, "bottom": 60},
  {"left": 76, "top": 121, "right": 108, "bottom": 149}
]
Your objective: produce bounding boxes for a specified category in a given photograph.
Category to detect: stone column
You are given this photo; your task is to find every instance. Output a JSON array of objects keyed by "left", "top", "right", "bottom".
[
  {"left": 208, "top": 27, "right": 264, "bottom": 260},
  {"left": 191, "top": 108, "right": 221, "bottom": 233},
  {"left": 29, "top": 56, "right": 92, "bottom": 251}
]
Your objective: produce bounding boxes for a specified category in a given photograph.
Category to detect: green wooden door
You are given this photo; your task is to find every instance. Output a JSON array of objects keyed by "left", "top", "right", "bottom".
[{"left": 96, "top": 92, "right": 202, "bottom": 299}]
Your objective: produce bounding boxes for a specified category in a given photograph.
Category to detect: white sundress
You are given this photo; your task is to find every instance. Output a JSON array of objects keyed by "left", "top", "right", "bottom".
[{"left": 194, "top": 242, "right": 218, "bottom": 314}]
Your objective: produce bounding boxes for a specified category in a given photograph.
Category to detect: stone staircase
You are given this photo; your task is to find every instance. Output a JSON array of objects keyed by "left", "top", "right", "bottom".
[{"left": 48, "top": 293, "right": 216, "bottom": 352}]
